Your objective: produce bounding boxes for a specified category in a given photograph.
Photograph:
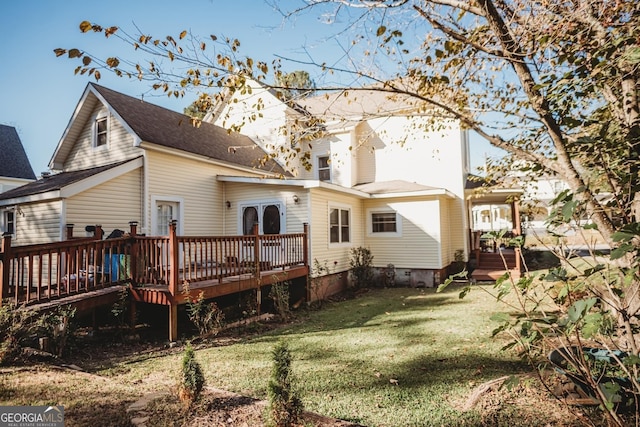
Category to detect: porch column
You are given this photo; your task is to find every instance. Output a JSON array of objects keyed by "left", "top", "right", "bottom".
[{"left": 512, "top": 199, "right": 521, "bottom": 236}]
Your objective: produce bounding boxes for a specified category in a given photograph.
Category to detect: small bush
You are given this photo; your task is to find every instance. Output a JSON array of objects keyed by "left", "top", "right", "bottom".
[
  {"left": 0, "top": 302, "right": 38, "bottom": 365},
  {"left": 38, "top": 305, "right": 77, "bottom": 357},
  {"left": 178, "top": 343, "right": 205, "bottom": 407},
  {"left": 267, "top": 341, "right": 303, "bottom": 427},
  {"left": 269, "top": 275, "right": 291, "bottom": 321},
  {"left": 186, "top": 291, "right": 225, "bottom": 337},
  {"left": 349, "top": 246, "right": 374, "bottom": 290}
]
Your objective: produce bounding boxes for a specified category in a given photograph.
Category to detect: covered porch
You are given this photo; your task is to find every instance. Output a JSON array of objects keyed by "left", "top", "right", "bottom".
[{"left": 467, "top": 186, "right": 523, "bottom": 281}]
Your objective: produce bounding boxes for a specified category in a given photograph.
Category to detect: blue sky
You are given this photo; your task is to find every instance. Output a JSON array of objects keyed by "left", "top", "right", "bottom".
[{"left": 0, "top": 0, "right": 497, "bottom": 175}]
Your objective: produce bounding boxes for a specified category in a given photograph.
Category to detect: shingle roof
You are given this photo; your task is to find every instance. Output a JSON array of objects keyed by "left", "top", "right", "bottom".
[
  {"left": 0, "top": 159, "right": 134, "bottom": 201},
  {"left": 0, "top": 124, "right": 36, "bottom": 180},
  {"left": 90, "top": 84, "right": 287, "bottom": 175}
]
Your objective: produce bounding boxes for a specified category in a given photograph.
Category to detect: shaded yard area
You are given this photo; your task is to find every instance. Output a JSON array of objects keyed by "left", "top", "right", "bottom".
[{"left": 1, "top": 284, "right": 603, "bottom": 426}]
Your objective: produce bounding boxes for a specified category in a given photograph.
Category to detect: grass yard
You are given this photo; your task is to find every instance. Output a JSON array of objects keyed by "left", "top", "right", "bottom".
[{"left": 1, "top": 283, "right": 598, "bottom": 426}]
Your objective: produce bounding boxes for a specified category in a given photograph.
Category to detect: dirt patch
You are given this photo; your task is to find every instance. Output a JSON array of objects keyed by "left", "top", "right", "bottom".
[{"left": 129, "top": 387, "right": 363, "bottom": 427}]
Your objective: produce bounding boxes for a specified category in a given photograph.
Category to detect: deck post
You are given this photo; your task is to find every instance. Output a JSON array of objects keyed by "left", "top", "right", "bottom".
[
  {"left": 303, "top": 223, "right": 309, "bottom": 267},
  {"left": 128, "top": 221, "right": 139, "bottom": 285},
  {"left": 253, "top": 223, "right": 261, "bottom": 315},
  {"left": 168, "top": 302, "right": 178, "bottom": 342},
  {"left": 0, "top": 232, "right": 12, "bottom": 304},
  {"left": 168, "top": 220, "right": 179, "bottom": 297}
]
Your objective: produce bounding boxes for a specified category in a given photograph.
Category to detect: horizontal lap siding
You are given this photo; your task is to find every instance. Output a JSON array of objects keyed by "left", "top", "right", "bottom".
[
  {"left": 364, "top": 199, "right": 442, "bottom": 269},
  {"left": 14, "top": 201, "right": 63, "bottom": 245},
  {"left": 63, "top": 105, "right": 143, "bottom": 171},
  {"left": 445, "top": 197, "right": 467, "bottom": 264},
  {"left": 309, "top": 189, "right": 364, "bottom": 275},
  {"left": 145, "top": 151, "right": 266, "bottom": 236},
  {"left": 66, "top": 168, "right": 143, "bottom": 236}
]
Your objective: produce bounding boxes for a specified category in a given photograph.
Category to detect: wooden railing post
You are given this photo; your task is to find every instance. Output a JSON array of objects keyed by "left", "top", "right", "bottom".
[
  {"left": 168, "top": 220, "right": 179, "bottom": 297},
  {"left": 94, "top": 225, "right": 103, "bottom": 240},
  {"left": 129, "top": 221, "right": 139, "bottom": 286},
  {"left": 252, "top": 223, "right": 260, "bottom": 278},
  {"left": 168, "top": 220, "right": 179, "bottom": 342},
  {"left": 0, "top": 232, "right": 12, "bottom": 304},
  {"left": 303, "top": 223, "right": 309, "bottom": 267}
]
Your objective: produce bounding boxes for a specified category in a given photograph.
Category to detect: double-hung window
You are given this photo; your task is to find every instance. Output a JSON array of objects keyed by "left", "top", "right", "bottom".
[
  {"left": 3, "top": 209, "right": 15, "bottom": 235},
  {"left": 318, "top": 156, "right": 331, "bottom": 181},
  {"left": 329, "top": 206, "right": 350, "bottom": 244},
  {"left": 94, "top": 116, "right": 108, "bottom": 148}
]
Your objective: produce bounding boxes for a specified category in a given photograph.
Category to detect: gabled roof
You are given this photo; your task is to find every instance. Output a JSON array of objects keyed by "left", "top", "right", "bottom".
[
  {"left": 50, "top": 83, "right": 287, "bottom": 176},
  {"left": 0, "top": 125, "right": 36, "bottom": 180},
  {"left": 0, "top": 158, "right": 140, "bottom": 202}
]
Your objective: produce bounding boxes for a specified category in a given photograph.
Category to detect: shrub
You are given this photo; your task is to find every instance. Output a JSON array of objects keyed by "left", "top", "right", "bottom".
[
  {"left": 267, "top": 341, "right": 303, "bottom": 427},
  {"left": 185, "top": 290, "right": 225, "bottom": 337},
  {"left": 0, "top": 302, "right": 38, "bottom": 365},
  {"left": 37, "top": 305, "right": 76, "bottom": 357},
  {"left": 178, "top": 343, "right": 205, "bottom": 407},
  {"left": 269, "top": 278, "right": 291, "bottom": 322},
  {"left": 349, "top": 246, "right": 374, "bottom": 290}
]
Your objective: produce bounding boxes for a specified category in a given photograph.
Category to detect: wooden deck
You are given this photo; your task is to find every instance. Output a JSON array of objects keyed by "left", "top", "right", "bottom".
[{"left": 1, "top": 221, "right": 310, "bottom": 340}]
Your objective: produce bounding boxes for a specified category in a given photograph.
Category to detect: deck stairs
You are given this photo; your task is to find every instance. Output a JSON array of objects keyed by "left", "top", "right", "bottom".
[{"left": 472, "top": 250, "right": 521, "bottom": 282}]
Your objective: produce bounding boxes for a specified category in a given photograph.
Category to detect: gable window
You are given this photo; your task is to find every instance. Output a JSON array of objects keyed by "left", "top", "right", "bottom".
[
  {"left": 3, "top": 209, "right": 15, "bottom": 235},
  {"left": 318, "top": 156, "right": 331, "bottom": 181},
  {"left": 368, "top": 209, "right": 402, "bottom": 237},
  {"left": 94, "top": 116, "right": 108, "bottom": 148},
  {"left": 329, "top": 207, "right": 350, "bottom": 244}
]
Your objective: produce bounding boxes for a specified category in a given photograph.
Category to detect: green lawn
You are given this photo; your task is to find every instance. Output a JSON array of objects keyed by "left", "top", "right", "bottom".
[
  {"left": 2, "top": 284, "right": 572, "bottom": 426},
  {"left": 123, "top": 285, "right": 530, "bottom": 426}
]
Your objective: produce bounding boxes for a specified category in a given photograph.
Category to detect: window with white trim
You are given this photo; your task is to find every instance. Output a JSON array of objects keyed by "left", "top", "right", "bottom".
[
  {"left": 372, "top": 212, "right": 397, "bottom": 233},
  {"left": 94, "top": 116, "right": 108, "bottom": 148},
  {"left": 329, "top": 207, "right": 350, "bottom": 244},
  {"left": 318, "top": 155, "right": 331, "bottom": 181},
  {"left": 367, "top": 209, "right": 402, "bottom": 237}
]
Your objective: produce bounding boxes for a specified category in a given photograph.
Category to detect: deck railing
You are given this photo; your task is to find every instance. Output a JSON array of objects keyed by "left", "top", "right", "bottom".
[{"left": 0, "top": 221, "right": 309, "bottom": 306}]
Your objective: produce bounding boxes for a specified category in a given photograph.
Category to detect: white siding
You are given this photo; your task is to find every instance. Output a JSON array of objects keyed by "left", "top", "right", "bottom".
[
  {"left": 309, "top": 188, "right": 364, "bottom": 275},
  {"left": 210, "top": 80, "right": 299, "bottom": 174},
  {"left": 66, "top": 168, "right": 143, "bottom": 237},
  {"left": 144, "top": 150, "right": 266, "bottom": 236},
  {"left": 355, "top": 116, "right": 466, "bottom": 196},
  {"left": 363, "top": 198, "right": 443, "bottom": 269},
  {"left": 63, "top": 104, "right": 143, "bottom": 171},
  {"left": 13, "top": 200, "right": 63, "bottom": 246}
]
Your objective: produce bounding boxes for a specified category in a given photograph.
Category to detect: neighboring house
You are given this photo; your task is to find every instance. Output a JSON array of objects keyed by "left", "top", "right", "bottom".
[
  {"left": 0, "top": 124, "right": 36, "bottom": 235},
  {"left": 209, "top": 78, "right": 472, "bottom": 286},
  {"left": 0, "top": 83, "right": 286, "bottom": 247}
]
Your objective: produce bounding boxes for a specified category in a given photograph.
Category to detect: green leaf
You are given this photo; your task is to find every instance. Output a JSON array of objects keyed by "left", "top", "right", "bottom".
[
  {"left": 561, "top": 200, "right": 577, "bottom": 221},
  {"left": 610, "top": 243, "right": 634, "bottom": 260}
]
